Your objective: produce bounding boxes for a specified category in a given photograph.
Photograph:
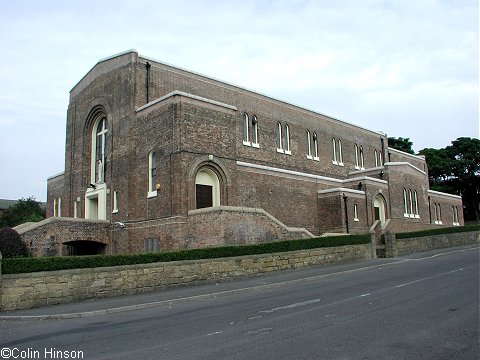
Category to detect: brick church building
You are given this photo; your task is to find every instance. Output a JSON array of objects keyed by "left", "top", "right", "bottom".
[{"left": 42, "top": 50, "right": 463, "bottom": 255}]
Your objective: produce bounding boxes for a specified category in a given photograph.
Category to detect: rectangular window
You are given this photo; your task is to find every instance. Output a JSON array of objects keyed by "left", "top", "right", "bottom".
[{"left": 144, "top": 238, "right": 160, "bottom": 253}]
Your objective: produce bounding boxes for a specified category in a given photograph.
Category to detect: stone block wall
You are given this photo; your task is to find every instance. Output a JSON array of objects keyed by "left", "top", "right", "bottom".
[
  {"left": 0, "top": 243, "right": 373, "bottom": 311},
  {"left": 392, "top": 231, "right": 479, "bottom": 257}
]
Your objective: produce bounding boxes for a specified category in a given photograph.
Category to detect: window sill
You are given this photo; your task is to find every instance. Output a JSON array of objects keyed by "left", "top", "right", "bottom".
[
  {"left": 332, "top": 160, "right": 338, "bottom": 165},
  {"left": 338, "top": 162, "right": 344, "bottom": 166},
  {"left": 252, "top": 143, "right": 260, "bottom": 148},
  {"left": 306, "top": 155, "right": 313, "bottom": 160},
  {"left": 285, "top": 150, "right": 292, "bottom": 155},
  {"left": 147, "top": 191, "right": 157, "bottom": 198},
  {"left": 313, "top": 156, "right": 320, "bottom": 161},
  {"left": 112, "top": 209, "right": 118, "bottom": 214},
  {"left": 354, "top": 218, "right": 359, "bottom": 222},
  {"left": 243, "top": 140, "right": 251, "bottom": 146},
  {"left": 276, "top": 148, "right": 284, "bottom": 153}
]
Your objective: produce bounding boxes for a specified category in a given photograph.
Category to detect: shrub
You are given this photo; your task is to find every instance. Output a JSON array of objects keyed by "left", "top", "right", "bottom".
[
  {"left": 396, "top": 224, "right": 480, "bottom": 239},
  {"left": 0, "top": 227, "right": 30, "bottom": 259},
  {"left": 1, "top": 233, "right": 371, "bottom": 274}
]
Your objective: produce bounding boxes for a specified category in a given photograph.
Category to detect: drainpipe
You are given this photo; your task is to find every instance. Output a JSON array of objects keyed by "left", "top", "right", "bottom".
[
  {"left": 146, "top": 62, "right": 151, "bottom": 103},
  {"left": 343, "top": 193, "right": 349, "bottom": 234}
]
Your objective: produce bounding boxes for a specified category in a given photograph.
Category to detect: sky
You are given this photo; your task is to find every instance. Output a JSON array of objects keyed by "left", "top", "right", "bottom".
[{"left": 0, "top": 0, "right": 478, "bottom": 202}]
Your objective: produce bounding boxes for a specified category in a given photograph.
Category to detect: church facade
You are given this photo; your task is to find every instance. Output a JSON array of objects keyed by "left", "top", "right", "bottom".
[{"left": 46, "top": 50, "right": 463, "bottom": 254}]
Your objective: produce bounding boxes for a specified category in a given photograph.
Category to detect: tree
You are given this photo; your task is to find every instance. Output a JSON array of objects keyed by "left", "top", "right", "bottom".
[
  {"left": 420, "top": 137, "right": 480, "bottom": 223},
  {"left": 0, "top": 227, "right": 30, "bottom": 258},
  {"left": 388, "top": 137, "right": 415, "bottom": 155},
  {"left": 0, "top": 197, "right": 45, "bottom": 228}
]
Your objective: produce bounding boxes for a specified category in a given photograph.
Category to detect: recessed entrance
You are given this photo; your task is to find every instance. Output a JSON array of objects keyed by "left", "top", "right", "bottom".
[
  {"left": 195, "top": 168, "right": 220, "bottom": 209},
  {"left": 374, "top": 194, "right": 386, "bottom": 226}
]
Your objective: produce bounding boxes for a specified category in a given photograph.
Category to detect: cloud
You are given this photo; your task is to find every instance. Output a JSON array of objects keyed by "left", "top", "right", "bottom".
[{"left": 0, "top": 0, "right": 477, "bottom": 201}]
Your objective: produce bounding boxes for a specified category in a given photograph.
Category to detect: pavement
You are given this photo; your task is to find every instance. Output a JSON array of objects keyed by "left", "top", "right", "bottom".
[{"left": 1, "top": 244, "right": 478, "bottom": 320}]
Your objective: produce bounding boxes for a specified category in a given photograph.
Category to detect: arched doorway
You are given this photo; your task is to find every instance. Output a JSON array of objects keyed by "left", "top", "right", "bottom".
[
  {"left": 195, "top": 168, "right": 220, "bottom": 209},
  {"left": 374, "top": 194, "right": 387, "bottom": 226}
]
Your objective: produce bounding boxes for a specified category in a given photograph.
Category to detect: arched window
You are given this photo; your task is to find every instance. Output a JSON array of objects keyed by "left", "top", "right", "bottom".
[
  {"left": 148, "top": 150, "right": 157, "bottom": 197},
  {"left": 354, "top": 204, "right": 359, "bottom": 221},
  {"left": 306, "top": 131, "right": 312, "bottom": 159},
  {"left": 195, "top": 168, "right": 220, "bottom": 209},
  {"left": 313, "top": 132, "right": 319, "bottom": 160},
  {"left": 251, "top": 115, "right": 259, "bottom": 147},
  {"left": 332, "top": 138, "right": 337, "bottom": 164},
  {"left": 359, "top": 145, "right": 365, "bottom": 169},
  {"left": 354, "top": 144, "right": 359, "bottom": 169},
  {"left": 242, "top": 113, "right": 250, "bottom": 145},
  {"left": 91, "top": 116, "right": 108, "bottom": 184},
  {"left": 337, "top": 139, "right": 343, "bottom": 165},
  {"left": 374, "top": 150, "right": 378, "bottom": 167},
  {"left": 408, "top": 189, "right": 414, "bottom": 217},
  {"left": 413, "top": 190, "right": 419, "bottom": 217},
  {"left": 403, "top": 188, "right": 408, "bottom": 216},
  {"left": 284, "top": 124, "right": 291, "bottom": 153},
  {"left": 276, "top": 122, "right": 283, "bottom": 151}
]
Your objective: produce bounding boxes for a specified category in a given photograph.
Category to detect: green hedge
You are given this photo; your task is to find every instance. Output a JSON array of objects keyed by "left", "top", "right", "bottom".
[
  {"left": 395, "top": 224, "right": 480, "bottom": 240},
  {"left": 1, "top": 234, "right": 371, "bottom": 275}
]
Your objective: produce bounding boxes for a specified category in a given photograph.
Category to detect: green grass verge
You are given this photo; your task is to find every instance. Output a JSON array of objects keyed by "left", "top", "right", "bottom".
[
  {"left": 1, "top": 234, "right": 371, "bottom": 275},
  {"left": 395, "top": 224, "right": 480, "bottom": 240}
]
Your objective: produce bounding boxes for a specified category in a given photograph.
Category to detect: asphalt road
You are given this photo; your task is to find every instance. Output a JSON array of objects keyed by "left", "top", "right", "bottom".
[{"left": 1, "top": 245, "right": 478, "bottom": 360}]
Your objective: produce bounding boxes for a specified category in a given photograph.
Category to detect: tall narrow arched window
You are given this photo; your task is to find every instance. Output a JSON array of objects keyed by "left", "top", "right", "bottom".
[
  {"left": 92, "top": 116, "right": 108, "bottom": 183},
  {"left": 251, "top": 115, "right": 259, "bottom": 147},
  {"left": 359, "top": 145, "right": 365, "bottom": 169},
  {"left": 306, "top": 131, "right": 312, "bottom": 159},
  {"left": 374, "top": 150, "right": 378, "bottom": 167},
  {"left": 148, "top": 150, "right": 157, "bottom": 197},
  {"left": 284, "top": 124, "right": 291, "bottom": 153},
  {"left": 313, "top": 132, "right": 319, "bottom": 160},
  {"left": 413, "top": 191, "right": 419, "bottom": 217},
  {"left": 436, "top": 204, "right": 442, "bottom": 224},
  {"left": 403, "top": 188, "right": 408, "bottom": 216},
  {"left": 354, "top": 144, "right": 359, "bottom": 169},
  {"left": 337, "top": 139, "right": 343, "bottom": 165},
  {"left": 242, "top": 113, "right": 250, "bottom": 145},
  {"left": 332, "top": 138, "right": 337, "bottom": 164},
  {"left": 276, "top": 122, "right": 283, "bottom": 151},
  {"left": 408, "top": 189, "right": 413, "bottom": 217}
]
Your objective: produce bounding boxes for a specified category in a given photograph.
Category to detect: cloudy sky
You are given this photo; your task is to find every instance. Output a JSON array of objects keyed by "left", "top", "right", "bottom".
[{"left": 0, "top": 0, "right": 478, "bottom": 201}]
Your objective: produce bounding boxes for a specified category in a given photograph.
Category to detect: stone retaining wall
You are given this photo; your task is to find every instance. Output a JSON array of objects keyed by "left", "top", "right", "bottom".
[
  {"left": 391, "top": 230, "right": 479, "bottom": 257},
  {"left": 0, "top": 243, "right": 373, "bottom": 311}
]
